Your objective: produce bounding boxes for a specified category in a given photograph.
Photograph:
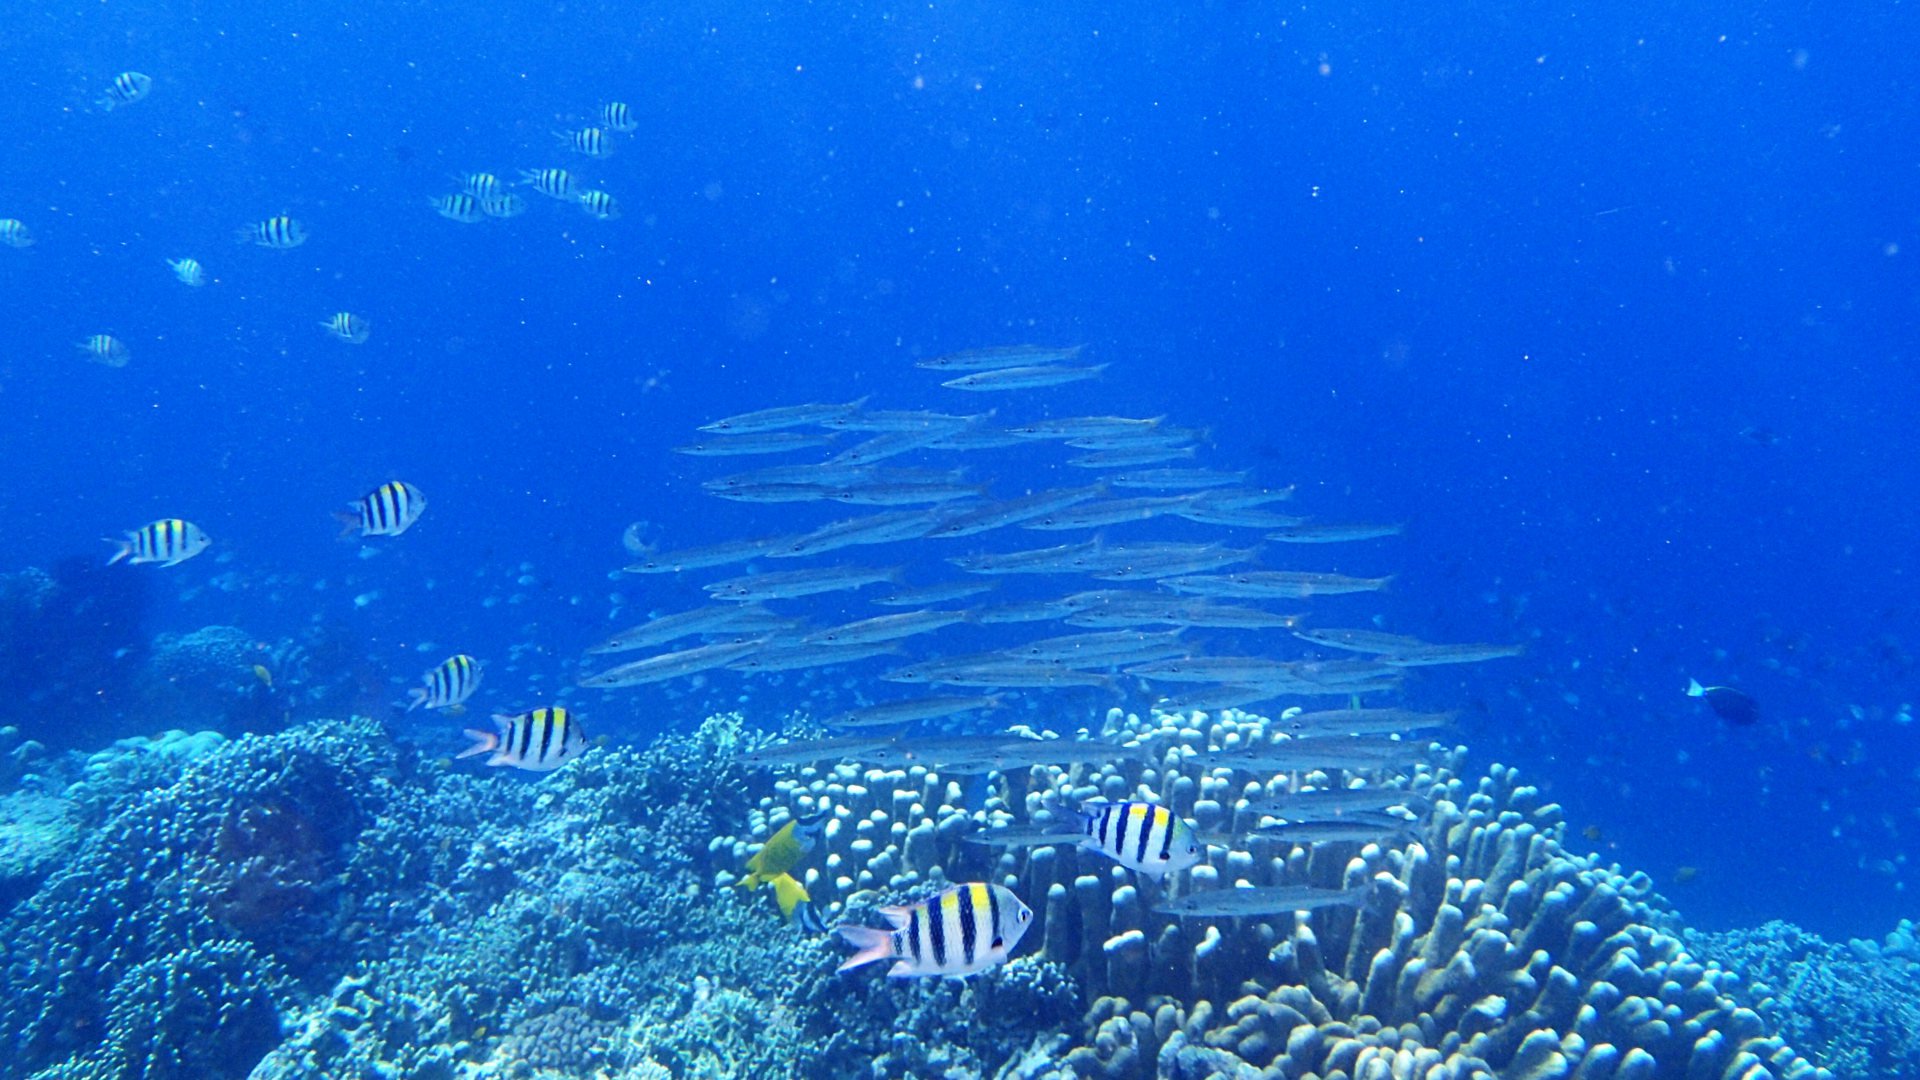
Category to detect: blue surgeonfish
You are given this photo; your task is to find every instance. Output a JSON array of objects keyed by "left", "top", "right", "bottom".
[{"left": 1687, "top": 679, "right": 1759, "bottom": 726}]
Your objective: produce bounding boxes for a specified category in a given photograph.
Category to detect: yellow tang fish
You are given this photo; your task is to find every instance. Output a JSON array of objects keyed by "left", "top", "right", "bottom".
[{"left": 737, "top": 811, "right": 828, "bottom": 925}]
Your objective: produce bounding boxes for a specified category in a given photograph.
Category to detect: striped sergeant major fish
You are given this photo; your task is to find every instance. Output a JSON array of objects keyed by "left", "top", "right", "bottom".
[
  {"left": 1079, "top": 800, "right": 1202, "bottom": 878},
  {"left": 460, "top": 172, "right": 503, "bottom": 200},
  {"left": 234, "top": 215, "right": 308, "bottom": 249},
  {"left": 339, "top": 481, "right": 426, "bottom": 538},
  {"left": 409, "top": 654, "right": 482, "bottom": 712},
  {"left": 97, "top": 71, "right": 153, "bottom": 111},
  {"left": 0, "top": 219, "right": 33, "bottom": 248},
  {"left": 166, "top": 257, "right": 205, "bottom": 286},
  {"left": 520, "top": 168, "right": 579, "bottom": 200},
  {"left": 481, "top": 193, "right": 526, "bottom": 219},
  {"left": 458, "top": 706, "right": 588, "bottom": 772},
  {"left": 578, "top": 190, "right": 619, "bottom": 220},
  {"left": 107, "top": 518, "right": 211, "bottom": 567},
  {"left": 837, "top": 883, "right": 1033, "bottom": 977},
  {"left": 600, "top": 101, "right": 638, "bottom": 132},
  {"left": 555, "top": 127, "right": 612, "bottom": 158},
  {"left": 77, "top": 334, "right": 130, "bottom": 367},
  {"left": 320, "top": 312, "right": 370, "bottom": 344},
  {"left": 430, "top": 193, "right": 484, "bottom": 223}
]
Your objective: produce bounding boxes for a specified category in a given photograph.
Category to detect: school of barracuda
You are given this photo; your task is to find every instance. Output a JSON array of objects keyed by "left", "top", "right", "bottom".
[{"left": 572, "top": 342, "right": 1524, "bottom": 974}]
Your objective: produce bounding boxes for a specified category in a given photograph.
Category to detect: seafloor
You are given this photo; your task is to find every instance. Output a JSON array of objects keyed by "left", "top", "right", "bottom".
[{"left": 2, "top": 663, "right": 1917, "bottom": 1079}]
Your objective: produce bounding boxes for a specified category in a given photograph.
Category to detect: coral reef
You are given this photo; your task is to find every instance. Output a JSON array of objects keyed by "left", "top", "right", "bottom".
[
  {"left": 716, "top": 705, "right": 1837, "bottom": 1079},
  {"left": 0, "top": 703, "right": 1856, "bottom": 1079},
  {"left": 1688, "top": 920, "right": 1920, "bottom": 1079}
]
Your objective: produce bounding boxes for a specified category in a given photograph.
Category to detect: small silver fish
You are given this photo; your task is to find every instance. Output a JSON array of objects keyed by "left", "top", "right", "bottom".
[
  {"left": 1153, "top": 883, "right": 1374, "bottom": 919},
  {"left": 941, "top": 364, "right": 1109, "bottom": 391}
]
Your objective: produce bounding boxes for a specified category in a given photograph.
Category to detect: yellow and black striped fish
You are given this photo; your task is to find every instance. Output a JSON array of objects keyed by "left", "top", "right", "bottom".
[
  {"left": 340, "top": 481, "right": 426, "bottom": 538},
  {"left": 1078, "top": 800, "right": 1202, "bottom": 879},
  {"left": 519, "top": 168, "right": 578, "bottom": 201},
  {"left": 577, "top": 190, "right": 619, "bottom": 220},
  {"left": 77, "top": 334, "right": 130, "bottom": 367},
  {"left": 97, "top": 71, "right": 153, "bottom": 111},
  {"left": 600, "top": 101, "right": 637, "bottom": 132},
  {"left": 320, "top": 311, "right": 370, "bottom": 344},
  {"left": 0, "top": 219, "right": 33, "bottom": 248},
  {"left": 836, "top": 883, "right": 1032, "bottom": 977},
  {"left": 430, "top": 193, "right": 484, "bottom": 223},
  {"left": 554, "top": 127, "right": 612, "bottom": 158},
  {"left": 234, "top": 215, "right": 307, "bottom": 249},
  {"left": 166, "top": 257, "right": 204, "bottom": 286},
  {"left": 461, "top": 172, "right": 503, "bottom": 200},
  {"left": 410, "top": 654, "right": 482, "bottom": 712},
  {"left": 459, "top": 706, "right": 587, "bottom": 772},
  {"left": 107, "top": 518, "right": 211, "bottom": 567}
]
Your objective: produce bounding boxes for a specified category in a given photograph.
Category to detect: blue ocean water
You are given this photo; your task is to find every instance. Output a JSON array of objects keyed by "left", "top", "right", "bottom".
[{"left": 2, "top": 0, "right": 1915, "bottom": 957}]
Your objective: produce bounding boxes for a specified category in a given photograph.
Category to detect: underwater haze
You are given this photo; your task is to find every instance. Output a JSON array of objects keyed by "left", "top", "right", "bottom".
[{"left": 2, "top": 1, "right": 1917, "bottom": 1077}]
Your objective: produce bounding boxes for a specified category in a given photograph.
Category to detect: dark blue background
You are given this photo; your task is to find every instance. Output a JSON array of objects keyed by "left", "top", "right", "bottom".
[{"left": 3, "top": 0, "right": 1915, "bottom": 937}]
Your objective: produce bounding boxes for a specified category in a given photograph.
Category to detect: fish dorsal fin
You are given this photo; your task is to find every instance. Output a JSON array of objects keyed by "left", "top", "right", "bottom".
[{"left": 878, "top": 904, "right": 916, "bottom": 929}]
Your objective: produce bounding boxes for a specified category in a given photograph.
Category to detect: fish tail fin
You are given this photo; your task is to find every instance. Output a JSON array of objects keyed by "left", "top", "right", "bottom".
[
  {"left": 334, "top": 510, "right": 363, "bottom": 539},
  {"left": 1686, "top": 679, "right": 1706, "bottom": 698},
  {"left": 407, "top": 688, "right": 428, "bottom": 712},
  {"left": 771, "top": 872, "right": 810, "bottom": 919},
  {"left": 457, "top": 728, "right": 498, "bottom": 760},
  {"left": 835, "top": 924, "right": 894, "bottom": 972},
  {"left": 104, "top": 537, "right": 131, "bottom": 565}
]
